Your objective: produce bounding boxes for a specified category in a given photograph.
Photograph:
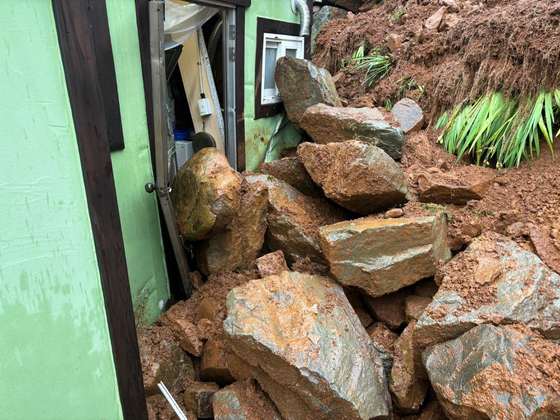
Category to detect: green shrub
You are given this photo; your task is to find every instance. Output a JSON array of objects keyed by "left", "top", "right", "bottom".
[{"left": 346, "top": 50, "right": 392, "bottom": 87}]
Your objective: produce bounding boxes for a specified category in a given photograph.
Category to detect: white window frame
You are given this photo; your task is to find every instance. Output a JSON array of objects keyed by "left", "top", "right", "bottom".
[{"left": 261, "top": 33, "right": 304, "bottom": 105}]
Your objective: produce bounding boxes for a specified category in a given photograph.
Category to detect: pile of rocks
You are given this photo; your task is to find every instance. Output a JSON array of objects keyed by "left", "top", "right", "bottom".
[{"left": 139, "top": 58, "right": 560, "bottom": 419}]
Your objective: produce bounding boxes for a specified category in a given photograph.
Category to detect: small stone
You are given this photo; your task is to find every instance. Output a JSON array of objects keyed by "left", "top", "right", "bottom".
[
  {"left": 405, "top": 295, "right": 432, "bottom": 322},
  {"left": 391, "top": 98, "right": 424, "bottom": 134},
  {"left": 425, "top": 7, "right": 447, "bottom": 31},
  {"left": 160, "top": 317, "right": 204, "bottom": 357},
  {"left": 354, "top": 308, "right": 374, "bottom": 329},
  {"left": 198, "top": 297, "right": 221, "bottom": 321},
  {"left": 461, "top": 222, "right": 482, "bottom": 238},
  {"left": 385, "top": 208, "right": 404, "bottom": 218},
  {"left": 197, "top": 318, "right": 215, "bottom": 341},
  {"left": 439, "top": 13, "right": 460, "bottom": 31},
  {"left": 387, "top": 33, "right": 404, "bottom": 52},
  {"left": 363, "top": 289, "right": 409, "bottom": 330},
  {"left": 190, "top": 270, "right": 204, "bottom": 290},
  {"left": 201, "top": 339, "right": 235, "bottom": 385},
  {"left": 213, "top": 380, "right": 282, "bottom": 420},
  {"left": 256, "top": 250, "right": 289, "bottom": 278},
  {"left": 184, "top": 382, "right": 220, "bottom": 419},
  {"left": 439, "top": 0, "right": 459, "bottom": 13}
]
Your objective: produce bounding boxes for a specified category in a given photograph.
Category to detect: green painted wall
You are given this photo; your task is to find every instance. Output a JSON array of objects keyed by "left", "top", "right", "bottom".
[
  {"left": 244, "top": 2, "right": 303, "bottom": 171},
  {"left": 0, "top": 1, "right": 122, "bottom": 419},
  {"left": 106, "top": 1, "right": 170, "bottom": 325}
]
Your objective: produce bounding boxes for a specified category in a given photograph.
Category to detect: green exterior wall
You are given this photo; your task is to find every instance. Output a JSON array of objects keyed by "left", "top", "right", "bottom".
[
  {"left": 244, "top": 2, "right": 303, "bottom": 172},
  {"left": 106, "top": 1, "right": 170, "bottom": 325},
  {"left": 0, "top": 1, "right": 122, "bottom": 419}
]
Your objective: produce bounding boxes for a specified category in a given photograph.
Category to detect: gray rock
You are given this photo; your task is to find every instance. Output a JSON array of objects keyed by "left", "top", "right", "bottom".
[
  {"left": 423, "top": 324, "right": 560, "bottom": 419},
  {"left": 367, "top": 322, "right": 399, "bottom": 385},
  {"left": 224, "top": 271, "right": 392, "bottom": 419},
  {"left": 319, "top": 216, "right": 452, "bottom": 298},
  {"left": 391, "top": 98, "right": 424, "bottom": 133},
  {"left": 300, "top": 104, "right": 404, "bottom": 159},
  {"left": 246, "top": 174, "right": 346, "bottom": 265},
  {"left": 213, "top": 380, "right": 282, "bottom": 420},
  {"left": 297, "top": 141, "right": 408, "bottom": 215},
  {"left": 415, "top": 232, "right": 560, "bottom": 348},
  {"left": 312, "top": 6, "right": 348, "bottom": 54},
  {"left": 275, "top": 57, "right": 342, "bottom": 126}
]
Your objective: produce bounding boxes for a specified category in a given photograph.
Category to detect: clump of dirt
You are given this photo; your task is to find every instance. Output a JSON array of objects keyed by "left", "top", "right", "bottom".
[{"left": 314, "top": 0, "right": 560, "bottom": 120}]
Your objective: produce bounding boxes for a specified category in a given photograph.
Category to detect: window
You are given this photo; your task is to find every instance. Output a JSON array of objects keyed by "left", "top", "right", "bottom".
[{"left": 261, "top": 33, "right": 304, "bottom": 105}]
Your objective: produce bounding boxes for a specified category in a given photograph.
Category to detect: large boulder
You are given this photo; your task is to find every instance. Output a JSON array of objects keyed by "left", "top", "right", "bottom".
[
  {"left": 312, "top": 6, "right": 348, "bottom": 54},
  {"left": 224, "top": 271, "right": 392, "bottom": 419},
  {"left": 415, "top": 232, "right": 560, "bottom": 348},
  {"left": 259, "top": 157, "right": 323, "bottom": 198},
  {"left": 319, "top": 216, "right": 451, "bottom": 298},
  {"left": 300, "top": 104, "right": 404, "bottom": 159},
  {"left": 391, "top": 98, "right": 424, "bottom": 134},
  {"left": 195, "top": 179, "right": 268, "bottom": 275},
  {"left": 246, "top": 174, "right": 346, "bottom": 265},
  {"left": 275, "top": 57, "right": 342, "bottom": 126},
  {"left": 172, "top": 148, "right": 242, "bottom": 241},
  {"left": 212, "top": 380, "right": 282, "bottom": 420},
  {"left": 423, "top": 324, "right": 560, "bottom": 419},
  {"left": 297, "top": 141, "right": 408, "bottom": 214}
]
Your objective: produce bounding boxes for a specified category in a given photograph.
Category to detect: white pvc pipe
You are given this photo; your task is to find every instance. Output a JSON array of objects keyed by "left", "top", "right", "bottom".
[{"left": 157, "top": 382, "right": 189, "bottom": 420}]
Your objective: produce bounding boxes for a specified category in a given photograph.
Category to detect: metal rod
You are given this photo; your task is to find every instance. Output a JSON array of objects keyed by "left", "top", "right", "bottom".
[{"left": 157, "top": 382, "right": 189, "bottom": 420}]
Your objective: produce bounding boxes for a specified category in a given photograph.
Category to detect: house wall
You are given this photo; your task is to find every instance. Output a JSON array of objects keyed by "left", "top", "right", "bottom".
[
  {"left": 0, "top": 1, "right": 122, "bottom": 418},
  {"left": 244, "top": 2, "right": 303, "bottom": 171},
  {"left": 106, "top": 1, "right": 170, "bottom": 325}
]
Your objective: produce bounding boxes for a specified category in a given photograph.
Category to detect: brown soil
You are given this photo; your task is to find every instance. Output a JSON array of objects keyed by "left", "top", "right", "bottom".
[{"left": 314, "top": 0, "right": 560, "bottom": 120}]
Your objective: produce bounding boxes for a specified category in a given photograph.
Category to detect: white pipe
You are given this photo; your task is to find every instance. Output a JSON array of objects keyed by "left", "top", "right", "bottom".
[
  {"left": 291, "top": 0, "right": 311, "bottom": 37},
  {"left": 157, "top": 382, "right": 188, "bottom": 420}
]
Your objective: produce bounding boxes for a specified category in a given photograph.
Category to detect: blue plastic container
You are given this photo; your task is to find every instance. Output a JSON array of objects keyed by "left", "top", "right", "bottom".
[{"left": 173, "top": 129, "right": 191, "bottom": 140}]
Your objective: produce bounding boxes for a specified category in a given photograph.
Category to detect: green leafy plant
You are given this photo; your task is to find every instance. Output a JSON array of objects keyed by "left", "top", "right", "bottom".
[
  {"left": 397, "top": 76, "right": 425, "bottom": 95},
  {"left": 385, "top": 98, "right": 393, "bottom": 110},
  {"left": 421, "top": 203, "right": 453, "bottom": 222},
  {"left": 346, "top": 50, "right": 392, "bottom": 87},
  {"left": 436, "top": 90, "right": 560, "bottom": 168},
  {"left": 476, "top": 209, "right": 494, "bottom": 217},
  {"left": 389, "top": 8, "right": 407, "bottom": 20}
]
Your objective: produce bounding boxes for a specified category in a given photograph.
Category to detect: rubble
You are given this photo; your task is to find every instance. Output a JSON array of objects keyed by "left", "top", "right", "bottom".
[
  {"left": 297, "top": 141, "right": 408, "bottom": 214},
  {"left": 259, "top": 157, "right": 323, "bottom": 198},
  {"left": 255, "top": 250, "right": 289, "bottom": 278},
  {"left": 424, "top": 324, "right": 560, "bottom": 419},
  {"left": 367, "top": 322, "right": 399, "bottom": 385},
  {"left": 391, "top": 98, "right": 424, "bottom": 133},
  {"left": 299, "top": 103, "right": 404, "bottom": 159},
  {"left": 319, "top": 216, "right": 451, "bottom": 297},
  {"left": 415, "top": 232, "right": 560, "bottom": 347},
  {"left": 212, "top": 380, "right": 282, "bottom": 420},
  {"left": 224, "top": 271, "right": 392, "bottom": 419},
  {"left": 312, "top": 6, "right": 348, "bottom": 54},
  {"left": 184, "top": 382, "right": 220, "bottom": 419}
]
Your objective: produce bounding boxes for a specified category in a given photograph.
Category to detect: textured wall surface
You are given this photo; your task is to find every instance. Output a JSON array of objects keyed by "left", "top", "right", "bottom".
[{"left": 0, "top": 1, "right": 122, "bottom": 418}]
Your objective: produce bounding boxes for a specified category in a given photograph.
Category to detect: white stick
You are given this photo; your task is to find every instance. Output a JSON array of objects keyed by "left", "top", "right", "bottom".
[{"left": 157, "top": 381, "right": 189, "bottom": 420}]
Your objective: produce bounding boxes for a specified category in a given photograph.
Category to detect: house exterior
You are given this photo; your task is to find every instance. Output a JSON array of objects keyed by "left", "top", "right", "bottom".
[{"left": 0, "top": 0, "right": 310, "bottom": 418}]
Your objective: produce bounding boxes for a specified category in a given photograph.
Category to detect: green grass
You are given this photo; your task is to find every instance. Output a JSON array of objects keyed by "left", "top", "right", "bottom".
[
  {"left": 421, "top": 203, "right": 453, "bottom": 222},
  {"left": 346, "top": 50, "right": 392, "bottom": 87},
  {"left": 389, "top": 8, "right": 407, "bottom": 20},
  {"left": 436, "top": 90, "right": 560, "bottom": 168}
]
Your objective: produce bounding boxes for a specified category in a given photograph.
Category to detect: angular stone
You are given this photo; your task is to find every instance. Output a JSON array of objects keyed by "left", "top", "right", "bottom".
[
  {"left": 259, "top": 157, "right": 323, "bottom": 198},
  {"left": 138, "top": 326, "right": 195, "bottom": 396},
  {"left": 390, "top": 321, "right": 429, "bottom": 414},
  {"left": 418, "top": 166, "right": 495, "bottom": 205},
  {"left": 405, "top": 295, "right": 432, "bottom": 322},
  {"left": 319, "top": 216, "right": 452, "bottom": 298},
  {"left": 367, "top": 322, "right": 399, "bottom": 385},
  {"left": 425, "top": 7, "right": 447, "bottom": 31},
  {"left": 391, "top": 98, "right": 424, "bottom": 134},
  {"left": 300, "top": 104, "right": 404, "bottom": 160},
  {"left": 275, "top": 57, "right": 342, "bottom": 126},
  {"left": 159, "top": 317, "right": 204, "bottom": 357},
  {"left": 312, "top": 6, "right": 348, "bottom": 54},
  {"left": 423, "top": 324, "right": 560, "bottom": 419},
  {"left": 246, "top": 174, "right": 346, "bottom": 265},
  {"left": 197, "top": 297, "right": 221, "bottom": 321},
  {"left": 213, "top": 380, "right": 282, "bottom": 420},
  {"left": 387, "top": 33, "right": 404, "bottom": 52},
  {"left": 197, "top": 318, "right": 215, "bottom": 340},
  {"left": 224, "top": 271, "right": 392, "bottom": 419},
  {"left": 354, "top": 308, "right": 374, "bottom": 329},
  {"left": 201, "top": 338, "right": 234, "bottom": 385},
  {"left": 439, "top": 13, "right": 460, "bottom": 31},
  {"left": 184, "top": 382, "right": 220, "bottom": 419},
  {"left": 415, "top": 233, "right": 560, "bottom": 347},
  {"left": 195, "top": 179, "right": 268, "bottom": 275},
  {"left": 256, "top": 250, "right": 289, "bottom": 278},
  {"left": 363, "top": 289, "right": 410, "bottom": 330},
  {"left": 298, "top": 141, "right": 408, "bottom": 214},
  {"left": 172, "top": 148, "right": 242, "bottom": 241}
]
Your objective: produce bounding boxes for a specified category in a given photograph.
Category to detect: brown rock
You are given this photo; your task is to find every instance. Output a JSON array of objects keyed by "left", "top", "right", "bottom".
[
  {"left": 405, "top": 295, "right": 432, "bottom": 322},
  {"left": 197, "top": 318, "right": 215, "bottom": 341},
  {"left": 259, "top": 157, "right": 323, "bottom": 197},
  {"left": 300, "top": 103, "right": 404, "bottom": 160},
  {"left": 385, "top": 208, "right": 404, "bottom": 218},
  {"left": 213, "top": 380, "right": 282, "bottom": 420},
  {"left": 195, "top": 178, "right": 268, "bottom": 275},
  {"left": 387, "top": 33, "right": 404, "bottom": 52},
  {"left": 354, "top": 308, "right": 374, "bottom": 329},
  {"left": 190, "top": 270, "right": 204, "bottom": 290},
  {"left": 418, "top": 401, "right": 447, "bottom": 420},
  {"left": 201, "top": 338, "right": 234, "bottom": 385},
  {"left": 246, "top": 174, "right": 346, "bottom": 265},
  {"left": 414, "top": 278, "right": 439, "bottom": 298},
  {"left": 390, "top": 321, "right": 429, "bottom": 414},
  {"left": 439, "top": 13, "right": 460, "bottom": 31},
  {"left": 198, "top": 297, "right": 221, "bottom": 321},
  {"left": 363, "top": 288, "right": 409, "bottom": 330},
  {"left": 424, "top": 7, "right": 447, "bottom": 31},
  {"left": 298, "top": 141, "right": 408, "bottom": 214},
  {"left": 391, "top": 98, "right": 424, "bottom": 134},
  {"left": 319, "top": 217, "right": 452, "bottom": 297},
  {"left": 528, "top": 224, "right": 560, "bottom": 274},
  {"left": 171, "top": 148, "right": 242, "bottom": 240},
  {"left": 159, "top": 317, "right": 204, "bottom": 357},
  {"left": 184, "top": 382, "right": 220, "bottom": 419},
  {"left": 256, "top": 250, "right": 289, "bottom": 278},
  {"left": 439, "top": 0, "right": 459, "bottom": 13},
  {"left": 147, "top": 394, "right": 196, "bottom": 420},
  {"left": 275, "top": 57, "right": 341, "bottom": 126},
  {"left": 331, "top": 0, "right": 363, "bottom": 13},
  {"left": 367, "top": 322, "right": 399, "bottom": 384}
]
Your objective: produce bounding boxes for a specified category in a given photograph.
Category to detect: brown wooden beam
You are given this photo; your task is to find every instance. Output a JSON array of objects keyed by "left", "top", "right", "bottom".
[{"left": 51, "top": 1, "right": 148, "bottom": 418}]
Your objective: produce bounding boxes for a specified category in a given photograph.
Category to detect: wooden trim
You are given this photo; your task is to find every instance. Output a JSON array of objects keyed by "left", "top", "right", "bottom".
[
  {"left": 236, "top": 6, "right": 246, "bottom": 171},
  {"left": 254, "top": 17, "right": 311, "bottom": 120},
  {"left": 52, "top": 1, "right": 148, "bottom": 419}
]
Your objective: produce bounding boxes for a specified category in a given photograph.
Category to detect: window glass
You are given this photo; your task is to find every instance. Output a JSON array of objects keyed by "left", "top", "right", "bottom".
[
  {"left": 286, "top": 48, "right": 297, "bottom": 58},
  {"left": 264, "top": 46, "right": 277, "bottom": 90}
]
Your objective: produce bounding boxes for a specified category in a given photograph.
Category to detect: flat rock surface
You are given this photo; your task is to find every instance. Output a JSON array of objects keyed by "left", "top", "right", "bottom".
[
  {"left": 415, "top": 232, "right": 560, "bottom": 347},
  {"left": 391, "top": 98, "right": 424, "bottom": 133},
  {"left": 423, "top": 324, "right": 560, "bottom": 419},
  {"left": 213, "top": 380, "right": 282, "bottom": 420},
  {"left": 319, "top": 216, "right": 451, "bottom": 297},
  {"left": 224, "top": 271, "right": 392, "bottom": 419},
  {"left": 172, "top": 148, "right": 242, "bottom": 241},
  {"left": 246, "top": 174, "right": 346, "bottom": 265},
  {"left": 300, "top": 103, "right": 404, "bottom": 159},
  {"left": 259, "top": 157, "right": 323, "bottom": 198},
  {"left": 297, "top": 141, "right": 408, "bottom": 214}
]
